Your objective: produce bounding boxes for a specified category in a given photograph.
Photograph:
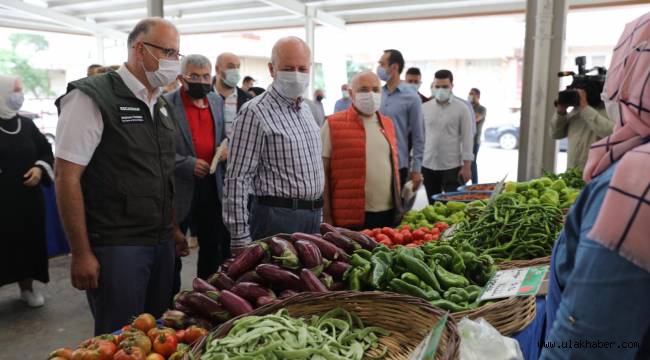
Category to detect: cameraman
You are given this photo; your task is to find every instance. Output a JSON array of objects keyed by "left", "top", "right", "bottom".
[{"left": 551, "top": 88, "right": 614, "bottom": 170}]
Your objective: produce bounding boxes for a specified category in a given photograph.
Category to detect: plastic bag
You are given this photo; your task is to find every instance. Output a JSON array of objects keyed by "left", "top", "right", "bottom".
[{"left": 458, "top": 317, "right": 524, "bottom": 360}]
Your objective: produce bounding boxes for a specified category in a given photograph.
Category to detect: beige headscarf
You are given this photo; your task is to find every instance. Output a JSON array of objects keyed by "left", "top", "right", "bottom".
[{"left": 0, "top": 75, "right": 20, "bottom": 119}]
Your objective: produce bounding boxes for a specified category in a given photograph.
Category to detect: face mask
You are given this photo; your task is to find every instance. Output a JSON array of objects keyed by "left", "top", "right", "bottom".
[
  {"left": 376, "top": 66, "right": 389, "bottom": 82},
  {"left": 601, "top": 91, "right": 621, "bottom": 125},
  {"left": 404, "top": 83, "right": 419, "bottom": 93},
  {"left": 222, "top": 68, "right": 241, "bottom": 88},
  {"left": 274, "top": 71, "right": 310, "bottom": 99},
  {"left": 6, "top": 92, "right": 24, "bottom": 111},
  {"left": 433, "top": 88, "right": 452, "bottom": 102},
  {"left": 186, "top": 82, "right": 212, "bottom": 100},
  {"left": 316, "top": 95, "right": 324, "bottom": 102},
  {"left": 342, "top": 91, "right": 350, "bottom": 99},
  {"left": 354, "top": 91, "right": 381, "bottom": 116},
  {"left": 142, "top": 46, "right": 181, "bottom": 88}
]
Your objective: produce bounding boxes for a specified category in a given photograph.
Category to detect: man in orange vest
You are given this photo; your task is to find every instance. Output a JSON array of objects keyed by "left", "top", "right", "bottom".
[{"left": 321, "top": 71, "right": 402, "bottom": 229}]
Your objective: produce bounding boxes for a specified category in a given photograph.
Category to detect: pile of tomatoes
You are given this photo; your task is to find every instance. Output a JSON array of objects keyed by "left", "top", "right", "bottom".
[
  {"left": 361, "top": 223, "right": 449, "bottom": 249},
  {"left": 48, "top": 313, "right": 208, "bottom": 360}
]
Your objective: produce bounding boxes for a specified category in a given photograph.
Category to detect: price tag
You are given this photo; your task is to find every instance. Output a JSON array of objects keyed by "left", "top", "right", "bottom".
[{"left": 479, "top": 265, "right": 549, "bottom": 301}]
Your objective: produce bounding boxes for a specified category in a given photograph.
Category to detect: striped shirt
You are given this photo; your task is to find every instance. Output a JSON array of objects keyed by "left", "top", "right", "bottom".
[{"left": 223, "top": 85, "right": 324, "bottom": 247}]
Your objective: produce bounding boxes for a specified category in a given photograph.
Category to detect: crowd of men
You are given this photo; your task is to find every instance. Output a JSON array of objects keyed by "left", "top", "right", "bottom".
[{"left": 52, "top": 16, "right": 612, "bottom": 335}]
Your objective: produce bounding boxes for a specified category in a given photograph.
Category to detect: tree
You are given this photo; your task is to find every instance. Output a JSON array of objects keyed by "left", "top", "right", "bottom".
[
  {"left": 346, "top": 59, "right": 371, "bottom": 83},
  {"left": 0, "top": 33, "right": 53, "bottom": 98}
]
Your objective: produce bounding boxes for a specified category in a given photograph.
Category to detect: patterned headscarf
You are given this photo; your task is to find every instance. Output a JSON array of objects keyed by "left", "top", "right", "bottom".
[{"left": 583, "top": 12, "right": 650, "bottom": 272}]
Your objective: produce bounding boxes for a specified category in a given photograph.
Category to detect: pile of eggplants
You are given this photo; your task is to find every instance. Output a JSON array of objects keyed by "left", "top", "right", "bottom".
[{"left": 169, "top": 223, "right": 378, "bottom": 328}]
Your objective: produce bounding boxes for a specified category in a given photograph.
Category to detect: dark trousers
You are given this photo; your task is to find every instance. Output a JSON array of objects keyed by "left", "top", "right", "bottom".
[
  {"left": 399, "top": 168, "right": 409, "bottom": 190},
  {"left": 250, "top": 200, "right": 322, "bottom": 240},
  {"left": 364, "top": 209, "right": 396, "bottom": 229},
  {"left": 471, "top": 143, "right": 480, "bottom": 185},
  {"left": 87, "top": 237, "right": 174, "bottom": 335},
  {"left": 422, "top": 167, "right": 462, "bottom": 204}
]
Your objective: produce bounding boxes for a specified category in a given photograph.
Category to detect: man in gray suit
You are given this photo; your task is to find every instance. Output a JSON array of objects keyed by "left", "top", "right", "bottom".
[{"left": 165, "top": 54, "right": 229, "bottom": 287}]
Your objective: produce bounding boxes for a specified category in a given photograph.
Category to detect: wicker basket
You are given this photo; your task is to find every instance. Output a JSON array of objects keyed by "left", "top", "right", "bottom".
[
  {"left": 189, "top": 291, "right": 460, "bottom": 360},
  {"left": 452, "top": 295, "right": 537, "bottom": 335},
  {"left": 497, "top": 256, "right": 551, "bottom": 270}
]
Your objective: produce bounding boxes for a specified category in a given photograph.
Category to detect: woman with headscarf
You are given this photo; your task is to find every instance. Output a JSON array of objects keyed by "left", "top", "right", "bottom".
[
  {"left": 541, "top": 13, "right": 650, "bottom": 359},
  {"left": 0, "top": 75, "right": 53, "bottom": 307}
]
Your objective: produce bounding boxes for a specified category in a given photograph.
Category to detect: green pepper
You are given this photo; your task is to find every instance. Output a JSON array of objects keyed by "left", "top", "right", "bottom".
[
  {"left": 467, "top": 200, "right": 486, "bottom": 208},
  {"left": 435, "top": 265, "right": 470, "bottom": 289},
  {"left": 348, "top": 268, "right": 363, "bottom": 291},
  {"left": 516, "top": 181, "right": 530, "bottom": 193},
  {"left": 530, "top": 179, "right": 545, "bottom": 192},
  {"left": 552, "top": 179, "right": 567, "bottom": 191},
  {"left": 370, "top": 252, "right": 392, "bottom": 289},
  {"left": 525, "top": 188, "right": 539, "bottom": 199},
  {"left": 540, "top": 177, "right": 553, "bottom": 187},
  {"left": 504, "top": 182, "right": 517, "bottom": 193},
  {"left": 446, "top": 201, "right": 466, "bottom": 213},
  {"left": 401, "top": 272, "right": 421, "bottom": 286},
  {"left": 355, "top": 249, "right": 373, "bottom": 261},
  {"left": 350, "top": 254, "right": 371, "bottom": 269},
  {"left": 389, "top": 279, "right": 440, "bottom": 301},
  {"left": 430, "top": 299, "right": 469, "bottom": 312},
  {"left": 430, "top": 253, "right": 452, "bottom": 270},
  {"left": 464, "top": 285, "right": 483, "bottom": 303},
  {"left": 425, "top": 245, "right": 465, "bottom": 274},
  {"left": 398, "top": 253, "right": 442, "bottom": 292},
  {"left": 422, "top": 206, "right": 438, "bottom": 223},
  {"left": 443, "top": 287, "right": 469, "bottom": 303},
  {"left": 421, "top": 284, "right": 442, "bottom": 300}
]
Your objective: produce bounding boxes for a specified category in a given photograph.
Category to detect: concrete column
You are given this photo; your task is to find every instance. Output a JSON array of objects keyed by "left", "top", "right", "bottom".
[
  {"left": 518, "top": 0, "right": 568, "bottom": 180},
  {"left": 305, "top": 7, "right": 316, "bottom": 98},
  {"left": 147, "top": 0, "right": 163, "bottom": 17}
]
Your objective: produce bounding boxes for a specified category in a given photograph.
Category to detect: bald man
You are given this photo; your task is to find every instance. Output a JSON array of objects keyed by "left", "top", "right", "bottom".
[
  {"left": 214, "top": 52, "right": 252, "bottom": 139},
  {"left": 55, "top": 17, "right": 181, "bottom": 334},
  {"left": 223, "top": 37, "right": 324, "bottom": 251},
  {"left": 321, "top": 71, "right": 402, "bottom": 229}
]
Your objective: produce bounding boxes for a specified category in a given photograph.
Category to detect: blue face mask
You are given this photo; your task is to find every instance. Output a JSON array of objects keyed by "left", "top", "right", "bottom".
[
  {"left": 7, "top": 92, "right": 24, "bottom": 111},
  {"left": 376, "top": 66, "right": 389, "bottom": 82},
  {"left": 433, "top": 88, "right": 452, "bottom": 102}
]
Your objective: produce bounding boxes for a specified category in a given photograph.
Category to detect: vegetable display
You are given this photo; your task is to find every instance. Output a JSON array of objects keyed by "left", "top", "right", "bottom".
[
  {"left": 502, "top": 176, "right": 580, "bottom": 209},
  {"left": 200, "top": 308, "right": 389, "bottom": 360},
  {"left": 433, "top": 192, "right": 491, "bottom": 202},
  {"left": 401, "top": 200, "right": 486, "bottom": 228},
  {"left": 449, "top": 194, "right": 564, "bottom": 261},
  {"left": 544, "top": 167, "right": 586, "bottom": 189},
  {"left": 47, "top": 313, "right": 207, "bottom": 360},
  {"left": 344, "top": 244, "right": 496, "bottom": 312},
  {"left": 360, "top": 223, "right": 449, "bottom": 249}
]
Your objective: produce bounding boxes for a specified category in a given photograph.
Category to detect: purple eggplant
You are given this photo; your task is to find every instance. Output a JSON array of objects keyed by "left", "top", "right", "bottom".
[
  {"left": 292, "top": 233, "right": 348, "bottom": 261},
  {"left": 300, "top": 269, "right": 329, "bottom": 292},
  {"left": 174, "top": 301, "right": 193, "bottom": 315},
  {"left": 330, "top": 282, "right": 346, "bottom": 291},
  {"left": 256, "top": 264, "right": 303, "bottom": 291},
  {"left": 184, "top": 291, "right": 228, "bottom": 320},
  {"left": 230, "top": 282, "right": 275, "bottom": 302},
  {"left": 219, "top": 290, "right": 254, "bottom": 316},
  {"left": 256, "top": 296, "right": 279, "bottom": 307},
  {"left": 294, "top": 240, "right": 323, "bottom": 269},
  {"left": 338, "top": 229, "right": 378, "bottom": 250},
  {"left": 279, "top": 289, "right": 299, "bottom": 299},
  {"left": 320, "top": 223, "right": 339, "bottom": 235},
  {"left": 161, "top": 310, "right": 189, "bottom": 329},
  {"left": 207, "top": 272, "right": 235, "bottom": 290},
  {"left": 325, "top": 261, "right": 351, "bottom": 280},
  {"left": 227, "top": 242, "right": 269, "bottom": 279},
  {"left": 193, "top": 277, "right": 218, "bottom": 293},
  {"left": 323, "top": 232, "right": 361, "bottom": 254},
  {"left": 237, "top": 270, "right": 262, "bottom": 284},
  {"left": 266, "top": 237, "right": 300, "bottom": 269},
  {"left": 186, "top": 316, "right": 217, "bottom": 329}
]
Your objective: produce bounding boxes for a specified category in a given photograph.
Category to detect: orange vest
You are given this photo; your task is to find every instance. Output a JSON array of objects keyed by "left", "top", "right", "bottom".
[{"left": 327, "top": 106, "right": 401, "bottom": 227}]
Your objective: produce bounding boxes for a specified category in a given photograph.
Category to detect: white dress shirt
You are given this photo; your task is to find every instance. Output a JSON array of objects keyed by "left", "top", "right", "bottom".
[
  {"left": 422, "top": 97, "right": 474, "bottom": 171},
  {"left": 55, "top": 65, "right": 162, "bottom": 166}
]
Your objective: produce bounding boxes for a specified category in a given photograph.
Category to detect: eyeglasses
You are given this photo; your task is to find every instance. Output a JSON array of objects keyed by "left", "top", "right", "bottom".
[
  {"left": 143, "top": 41, "right": 183, "bottom": 59},
  {"left": 182, "top": 74, "right": 212, "bottom": 82}
]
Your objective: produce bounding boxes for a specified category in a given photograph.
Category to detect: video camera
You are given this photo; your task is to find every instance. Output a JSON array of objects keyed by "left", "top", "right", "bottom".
[{"left": 555, "top": 56, "right": 607, "bottom": 108}]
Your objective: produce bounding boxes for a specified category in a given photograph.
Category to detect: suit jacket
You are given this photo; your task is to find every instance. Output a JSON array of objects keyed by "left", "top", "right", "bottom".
[
  {"left": 236, "top": 86, "right": 253, "bottom": 111},
  {"left": 165, "top": 89, "right": 226, "bottom": 223}
]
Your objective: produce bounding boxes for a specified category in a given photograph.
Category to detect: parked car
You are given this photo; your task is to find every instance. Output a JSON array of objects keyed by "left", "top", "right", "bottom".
[{"left": 483, "top": 123, "right": 567, "bottom": 151}]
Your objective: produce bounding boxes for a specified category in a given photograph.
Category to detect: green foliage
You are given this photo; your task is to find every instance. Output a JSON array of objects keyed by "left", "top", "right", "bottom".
[
  {"left": 0, "top": 33, "right": 53, "bottom": 97},
  {"left": 346, "top": 59, "right": 371, "bottom": 83}
]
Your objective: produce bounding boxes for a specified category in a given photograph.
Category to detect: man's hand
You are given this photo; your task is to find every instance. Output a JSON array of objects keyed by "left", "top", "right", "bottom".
[
  {"left": 194, "top": 159, "right": 210, "bottom": 178},
  {"left": 23, "top": 167, "right": 42, "bottom": 187},
  {"left": 173, "top": 228, "right": 189, "bottom": 257},
  {"left": 409, "top": 171, "right": 423, "bottom": 191},
  {"left": 70, "top": 252, "right": 100, "bottom": 290},
  {"left": 577, "top": 89, "right": 588, "bottom": 111},
  {"left": 459, "top": 165, "right": 472, "bottom": 184}
]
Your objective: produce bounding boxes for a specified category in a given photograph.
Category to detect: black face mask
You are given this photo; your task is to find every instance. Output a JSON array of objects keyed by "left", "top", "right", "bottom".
[
  {"left": 316, "top": 95, "right": 324, "bottom": 102},
  {"left": 186, "top": 82, "right": 212, "bottom": 99}
]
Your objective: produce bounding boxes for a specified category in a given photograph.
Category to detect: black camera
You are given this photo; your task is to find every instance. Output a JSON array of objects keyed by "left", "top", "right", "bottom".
[{"left": 555, "top": 56, "right": 607, "bottom": 108}]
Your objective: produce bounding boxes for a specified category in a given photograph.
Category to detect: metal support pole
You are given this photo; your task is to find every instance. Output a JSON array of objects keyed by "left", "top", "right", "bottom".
[
  {"left": 147, "top": 0, "right": 164, "bottom": 17},
  {"left": 518, "top": 0, "right": 567, "bottom": 180},
  {"left": 305, "top": 7, "right": 316, "bottom": 99}
]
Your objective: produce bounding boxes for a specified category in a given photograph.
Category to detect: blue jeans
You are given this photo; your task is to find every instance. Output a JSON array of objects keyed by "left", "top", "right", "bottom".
[
  {"left": 250, "top": 200, "right": 322, "bottom": 240},
  {"left": 471, "top": 143, "right": 480, "bottom": 184}
]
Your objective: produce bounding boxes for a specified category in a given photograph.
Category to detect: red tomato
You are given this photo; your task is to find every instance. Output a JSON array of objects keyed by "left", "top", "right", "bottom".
[
  {"left": 114, "top": 347, "right": 146, "bottom": 360},
  {"left": 146, "top": 354, "right": 165, "bottom": 360},
  {"left": 406, "top": 243, "right": 419, "bottom": 248},
  {"left": 372, "top": 228, "right": 382, "bottom": 237},
  {"left": 401, "top": 224, "right": 411, "bottom": 231},
  {"left": 381, "top": 227, "right": 396, "bottom": 239},
  {"left": 153, "top": 334, "right": 178, "bottom": 358},
  {"left": 147, "top": 327, "right": 177, "bottom": 343},
  {"left": 399, "top": 230, "right": 412, "bottom": 243},
  {"left": 376, "top": 234, "right": 390, "bottom": 243},
  {"left": 412, "top": 230, "right": 425, "bottom": 240},
  {"left": 418, "top": 226, "right": 429, "bottom": 232},
  {"left": 119, "top": 334, "right": 152, "bottom": 355},
  {"left": 393, "top": 233, "right": 404, "bottom": 245},
  {"left": 132, "top": 313, "right": 157, "bottom": 334},
  {"left": 183, "top": 326, "right": 208, "bottom": 344},
  {"left": 49, "top": 348, "right": 73, "bottom": 359},
  {"left": 73, "top": 339, "right": 116, "bottom": 360},
  {"left": 361, "top": 229, "right": 374, "bottom": 237},
  {"left": 423, "top": 234, "right": 434, "bottom": 242},
  {"left": 429, "top": 228, "right": 440, "bottom": 235},
  {"left": 175, "top": 330, "right": 186, "bottom": 344}
]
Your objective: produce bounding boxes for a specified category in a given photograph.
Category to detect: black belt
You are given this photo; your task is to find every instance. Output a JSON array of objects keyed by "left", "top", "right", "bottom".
[{"left": 256, "top": 196, "right": 323, "bottom": 210}]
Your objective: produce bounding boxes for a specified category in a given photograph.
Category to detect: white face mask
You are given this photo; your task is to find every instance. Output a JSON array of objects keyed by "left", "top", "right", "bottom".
[
  {"left": 601, "top": 91, "right": 621, "bottom": 125},
  {"left": 222, "top": 68, "right": 241, "bottom": 88},
  {"left": 7, "top": 92, "right": 24, "bottom": 112},
  {"left": 433, "top": 88, "right": 452, "bottom": 102},
  {"left": 353, "top": 91, "right": 381, "bottom": 116},
  {"left": 274, "top": 71, "right": 310, "bottom": 99},
  {"left": 142, "top": 46, "right": 181, "bottom": 88},
  {"left": 341, "top": 91, "right": 350, "bottom": 99}
]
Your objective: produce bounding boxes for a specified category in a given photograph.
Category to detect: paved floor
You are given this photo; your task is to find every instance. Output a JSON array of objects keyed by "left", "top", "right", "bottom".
[{"left": 0, "top": 251, "right": 198, "bottom": 360}]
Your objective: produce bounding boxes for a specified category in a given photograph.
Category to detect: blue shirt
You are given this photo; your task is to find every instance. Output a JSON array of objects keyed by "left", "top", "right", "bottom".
[
  {"left": 334, "top": 97, "right": 351, "bottom": 113},
  {"left": 541, "top": 163, "right": 650, "bottom": 360},
  {"left": 380, "top": 82, "right": 425, "bottom": 171}
]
